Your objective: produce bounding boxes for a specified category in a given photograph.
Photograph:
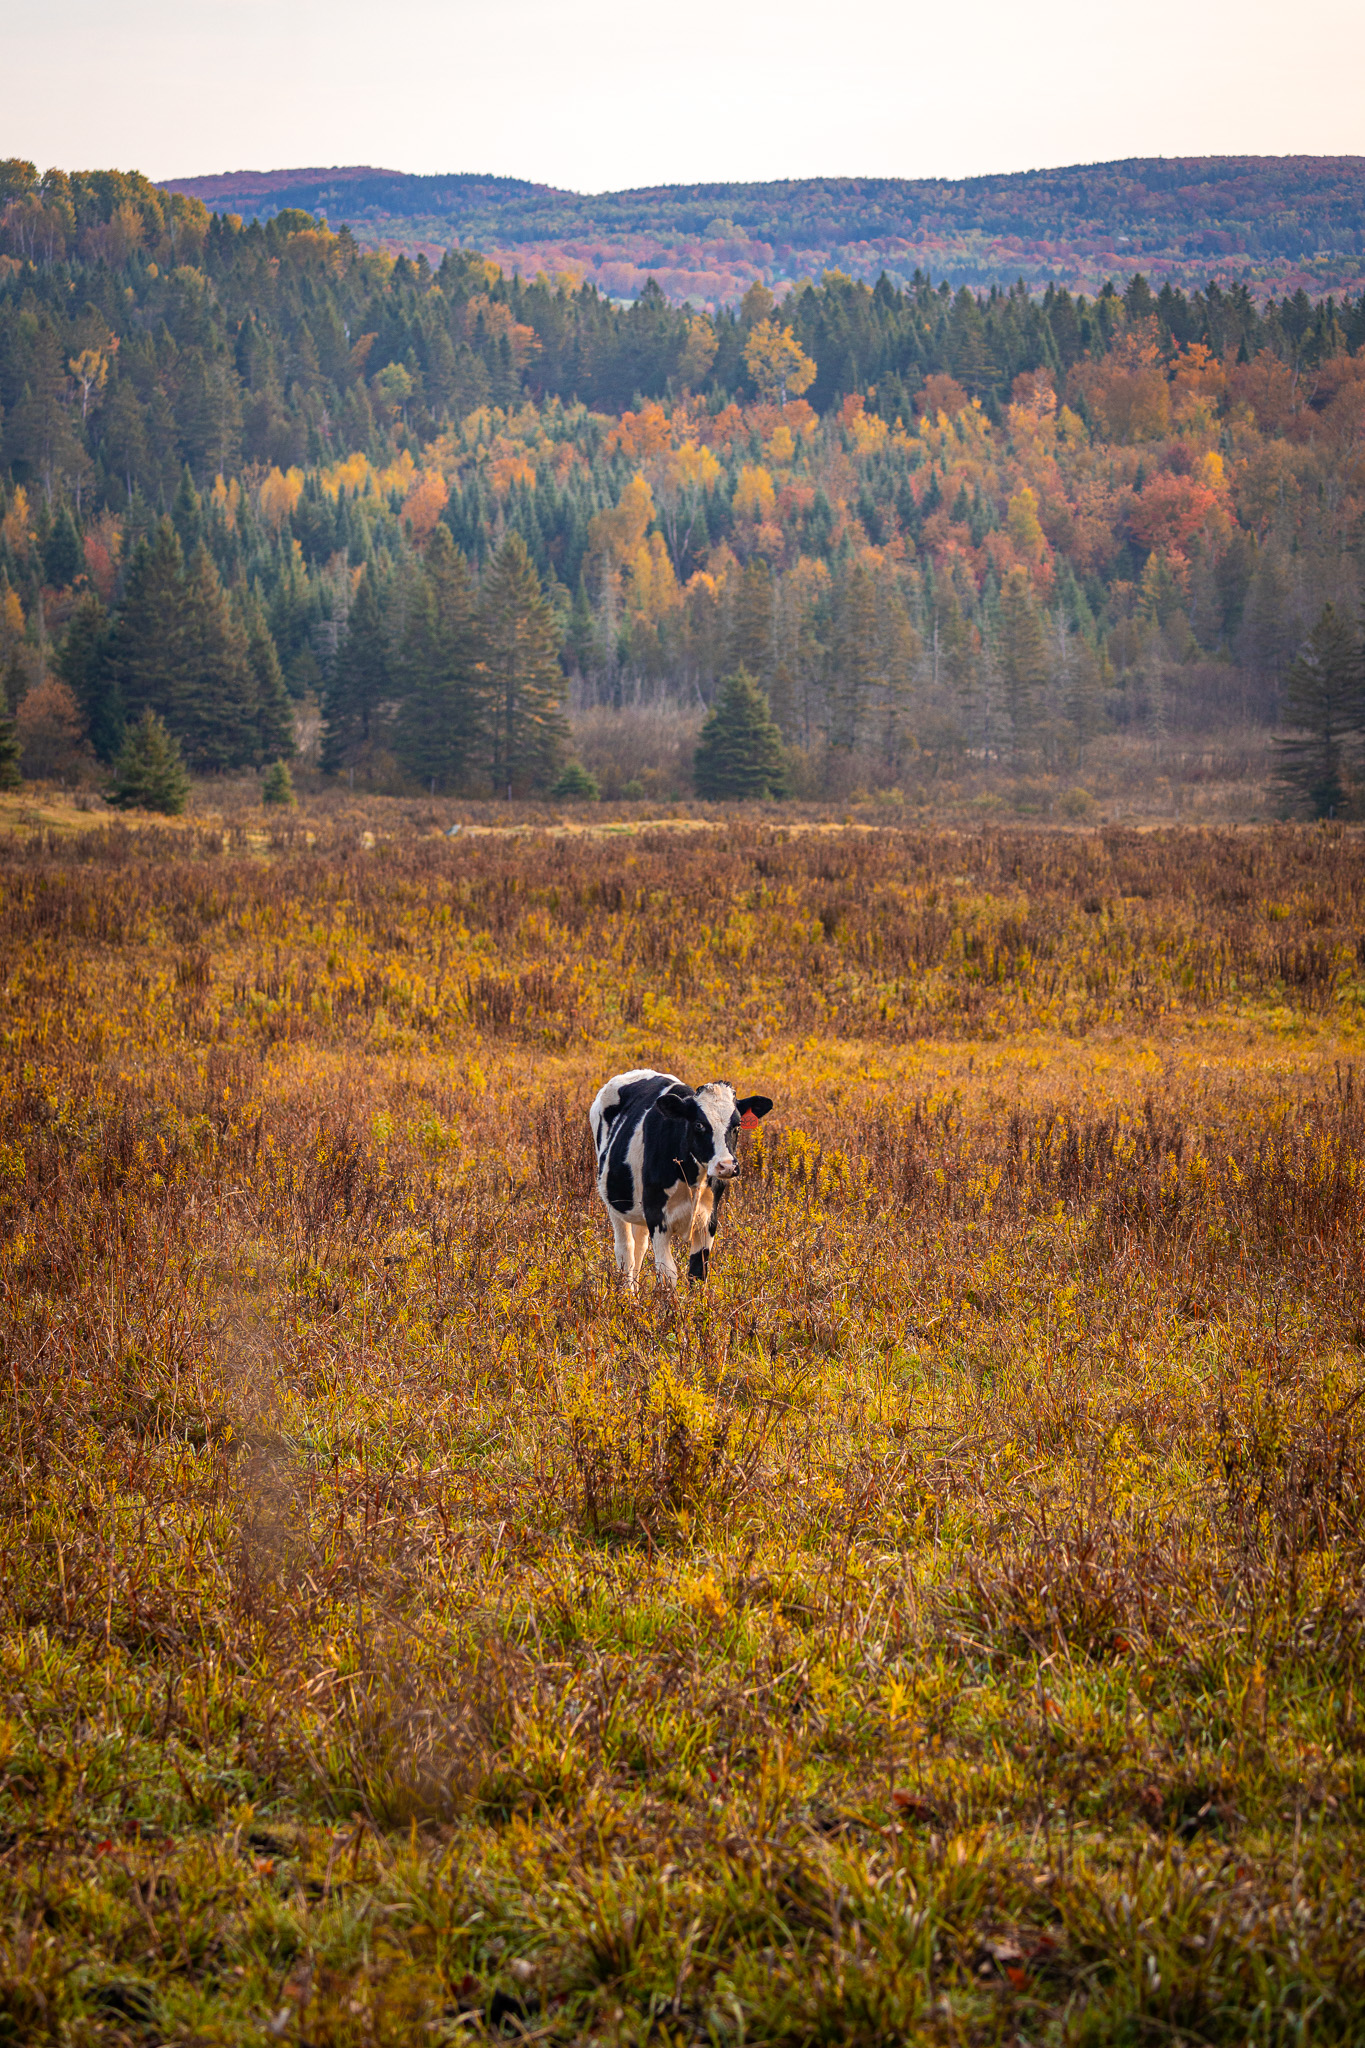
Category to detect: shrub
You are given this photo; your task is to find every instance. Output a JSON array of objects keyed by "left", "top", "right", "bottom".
[
  {"left": 570, "top": 700, "right": 702, "bottom": 799},
  {"left": 16, "top": 678, "right": 92, "bottom": 781},
  {"left": 106, "top": 709, "right": 191, "bottom": 814}
]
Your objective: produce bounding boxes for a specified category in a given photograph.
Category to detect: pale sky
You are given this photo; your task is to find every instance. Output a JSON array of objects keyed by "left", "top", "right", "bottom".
[{"left": 5, "top": 0, "right": 1363, "bottom": 191}]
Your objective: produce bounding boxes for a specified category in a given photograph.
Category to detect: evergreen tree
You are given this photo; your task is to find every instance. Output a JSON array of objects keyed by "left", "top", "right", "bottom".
[
  {"left": 105, "top": 519, "right": 187, "bottom": 730},
  {"left": 106, "top": 708, "right": 191, "bottom": 813},
  {"left": 997, "top": 568, "right": 1049, "bottom": 759},
  {"left": 236, "top": 586, "right": 295, "bottom": 761},
  {"left": 939, "top": 592, "right": 981, "bottom": 746},
  {"left": 729, "top": 558, "right": 775, "bottom": 684},
  {"left": 0, "top": 701, "right": 20, "bottom": 790},
  {"left": 1065, "top": 637, "right": 1107, "bottom": 770},
  {"left": 177, "top": 544, "right": 257, "bottom": 770},
  {"left": 480, "top": 533, "right": 569, "bottom": 795},
  {"left": 394, "top": 527, "right": 485, "bottom": 791},
  {"left": 828, "top": 558, "right": 880, "bottom": 751},
  {"left": 261, "top": 759, "right": 296, "bottom": 806},
  {"left": 171, "top": 466, "right": 203, "bottom": 558},
  {"left": 551, "top": 760, "right": 599, "bottom": 800},
  {"left": 694, "top": 668, "right": 788, "bottom": 799},
  {"left": 42, "top": 504, "right": 83, "bottom": 588},
  {"left": 1274, "top": 603, "right": 1365, "bottom": 817},
  {"left": 57, "top": 591, "right": 121, "bottom": 760},
  {"left": 322, "top": 561, "right": 391, "bottom": 775}
]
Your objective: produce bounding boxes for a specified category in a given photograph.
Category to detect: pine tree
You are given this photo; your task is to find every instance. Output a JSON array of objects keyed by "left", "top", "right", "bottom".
[
  {"left": 729, "top": 558, "right": 775, "bottom": 684},
  {"left": 480, "top": 533, "right": 568, "bottom": 795},
  {"left": 57, "top": 592, "right": 121, "bottom": 760},
  {"left": 236, "top": 587, "right": 294, "bottom": 762},
  {"left": 828, "top": 558, "right": 880, "bottom": 752},
  {"left": 997, "top": 568, "right": 1050, "bottom": 759},
  {"left": 107, "top": 709, "right": 191, "bottom": 813},
  {"left": 42, "top": 504, "right": 83, "bottom": 588},
  {"left": 0, "top": 701, "right": 20, "bottom": 790},
  {"left": 261, "top": 759, "right": 296, "bottom": 806},
  {"left": 172, "top": 466, "right": 204, "bottom": 558},
  {"left": 1274, "top": 603, "right": 1365, "bottom": 817},
  {"left": 693, "top": 668, "right": 788, "bottom": 799},
  {"left": 939, "top": 593, "right": 981, "bottom": 747},
  {"left": 322, "top": 562, "right": 393, "bottom": 776},
  {"left": 105, "top": 519, "right": 186, "bottom": 730},
  {"left": 177, "top": 544, "right": 257, "bottom": 770},
  {"left": 551, "top": 760, "right": 599, "bottom": 799},
  {"left": 394, "top": 527, "right": 485, "bottom": 791}
]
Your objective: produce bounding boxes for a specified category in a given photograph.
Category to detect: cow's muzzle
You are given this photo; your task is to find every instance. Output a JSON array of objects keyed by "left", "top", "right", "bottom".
[{"left": 712, "top": 1158, "right": 739, "bottom": 1184}]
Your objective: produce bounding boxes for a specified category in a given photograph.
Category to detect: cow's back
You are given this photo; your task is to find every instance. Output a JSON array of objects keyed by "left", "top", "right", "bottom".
[{"left": 589, "top": 1069, "right": 679, "bottom": 1217}]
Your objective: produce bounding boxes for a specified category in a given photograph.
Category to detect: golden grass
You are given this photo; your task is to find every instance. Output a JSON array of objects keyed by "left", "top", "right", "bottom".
[{"left": 1, "top": 815, "right": 1364, "bottom": 2044}]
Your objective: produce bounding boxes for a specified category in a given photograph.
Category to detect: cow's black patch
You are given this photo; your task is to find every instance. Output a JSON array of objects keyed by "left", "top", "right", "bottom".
[
  {"left": 605, "top": 1159, "right": 635, "bottom": 1214},
  {"left": 688, "top": 1248, "right": 709, "bottom": 1282}
]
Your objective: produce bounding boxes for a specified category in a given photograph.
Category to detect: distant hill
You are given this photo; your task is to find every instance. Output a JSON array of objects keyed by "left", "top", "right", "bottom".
[{"left": 162, "top": 157, "right": 1365, "bottom": 303}]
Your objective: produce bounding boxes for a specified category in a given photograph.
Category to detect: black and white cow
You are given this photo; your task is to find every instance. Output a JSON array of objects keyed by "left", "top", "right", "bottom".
[{"left": 589, "top": 1068, "right": 774, "bottom": 1287}]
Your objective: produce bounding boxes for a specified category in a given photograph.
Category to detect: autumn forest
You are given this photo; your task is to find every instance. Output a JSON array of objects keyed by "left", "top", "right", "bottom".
[{"left": 3, "top": 159, "right": 1365, "bottom": 809}]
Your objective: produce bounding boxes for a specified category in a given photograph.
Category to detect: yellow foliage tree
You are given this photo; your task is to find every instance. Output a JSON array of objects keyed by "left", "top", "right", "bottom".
[
  {"left": 1, "top": 488, "right": 30, "bottom": 564},
  {"left": 625, "top": 533, "right": 682, "bottom": 621},
  {"left": 649, "top": 442, "right": 722, "bottom": 573},
  {"left": 743, "top": 320, "right": 816, "bottom": 407},
  {"left": 403, "top": 468, "right": 451, "bottom": 544},
  {"left": 678, "top": 316, "right": 718, "bottom": 391},
  {"left": 733, "top": 465, "right": 777, "bottom": 522},
  {"left": 1006, "top": 486, "right": 1047, "bottom": 560},
  {"left": 258, "top": 466, "right": 304, "bottom": 532},
  {"left": 68, "top": 334, "right": 119, "bottom": 422},
  {"left": 587, "top": 473, "right": 655, "bottom": 573},
  {"left": 607, "top": 404, "right": 672, "bottom": 459}
]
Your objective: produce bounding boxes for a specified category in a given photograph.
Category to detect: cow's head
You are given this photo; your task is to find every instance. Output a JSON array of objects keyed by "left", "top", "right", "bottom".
[{"left": 656, "top": 1081, "right": 774, "bottom": 1186}]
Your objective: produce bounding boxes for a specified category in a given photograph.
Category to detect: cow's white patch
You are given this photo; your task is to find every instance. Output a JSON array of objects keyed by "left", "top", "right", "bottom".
[{"left": 694, "top": 1082, "right": 738, "bottom": 1183}]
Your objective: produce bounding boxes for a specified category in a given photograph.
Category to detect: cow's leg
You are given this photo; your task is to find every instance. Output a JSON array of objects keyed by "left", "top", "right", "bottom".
[
  {"left": 650, "top": 1225, "right": 680, "bottom": 1289},
  {"left": 688, "top": 1184, "right": 721, "bottom": 1283},
  {"left": 687, "top": 1215, "right": 716, "bottom": 1282},
  {"left": 629, "top": 1222, "right": 649, "bottom": 1281},
  {"left": 611, "top": 1212, "right": 640, "bottom": 1289}
]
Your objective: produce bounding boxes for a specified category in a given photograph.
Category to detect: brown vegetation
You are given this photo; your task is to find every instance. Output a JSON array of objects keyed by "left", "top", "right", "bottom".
[{"left": 0, "top": 811, "right": 1363, "bottom": 2042}]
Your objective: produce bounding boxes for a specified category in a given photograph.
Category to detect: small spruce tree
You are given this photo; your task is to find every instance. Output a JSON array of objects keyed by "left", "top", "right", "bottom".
[
  {"left": 261, "top": 760, "right": 296, "bottom": 807},
  {"left": 551, "top": 759, "right": 599, "bottom": 800},
  {"left": 43, "top": 505, "right": 83, "bottom": 589},
  {"left": 693, "top": 668, "right": 788, "bottom": 799},
  {"left": 107, "top": 709, "right": 191, "bottom": 814}
]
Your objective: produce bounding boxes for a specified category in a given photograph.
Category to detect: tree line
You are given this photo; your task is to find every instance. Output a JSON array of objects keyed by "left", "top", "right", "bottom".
[{"left": 2, "top": 163, "right": 1365, "bottom": 810}]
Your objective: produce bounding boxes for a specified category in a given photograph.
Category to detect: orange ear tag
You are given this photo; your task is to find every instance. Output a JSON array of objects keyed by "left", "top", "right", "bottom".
[{"left": 740, "top": 1110, "right": 761, "bottom": 1130}]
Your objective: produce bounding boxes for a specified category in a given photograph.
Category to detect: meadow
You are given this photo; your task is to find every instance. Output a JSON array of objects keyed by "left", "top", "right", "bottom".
[{"left": 1, "top": 806, "right": 1364, "bottom": 2046}]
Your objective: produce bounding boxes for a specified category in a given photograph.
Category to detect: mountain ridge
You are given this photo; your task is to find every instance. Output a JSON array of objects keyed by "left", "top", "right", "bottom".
[{"left": 160, "top": 156, "right": 1365, "bottom": 303}]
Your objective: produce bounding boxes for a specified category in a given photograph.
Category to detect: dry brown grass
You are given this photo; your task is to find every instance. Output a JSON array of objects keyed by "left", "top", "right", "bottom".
[{"left": 0, "top": 814, "right": 1363, "bottom": 2043}]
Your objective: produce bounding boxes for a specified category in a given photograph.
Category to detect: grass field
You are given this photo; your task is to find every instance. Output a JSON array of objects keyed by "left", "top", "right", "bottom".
[{"left": 2, "top": 810, "right": 1364, "bottom": 2045}]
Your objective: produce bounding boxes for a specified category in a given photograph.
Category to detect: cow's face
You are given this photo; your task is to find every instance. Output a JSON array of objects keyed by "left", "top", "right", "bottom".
[{"left": 658, "top": 1082, "right": 774, "bottom": 1187}]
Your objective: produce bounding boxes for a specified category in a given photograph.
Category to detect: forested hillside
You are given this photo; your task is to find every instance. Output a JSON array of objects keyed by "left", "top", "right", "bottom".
[
  {"left": 2, "top": 161, "right": 1364, "bottom": 805},
  {"left": 163, "top": 157, "right": 1365, "bottom": 302}
]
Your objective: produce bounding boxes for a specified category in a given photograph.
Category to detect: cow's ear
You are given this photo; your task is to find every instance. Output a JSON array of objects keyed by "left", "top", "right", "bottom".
[
  {"left": 656, "top": 1085, "right": 696, "bottom": 1119},
  {"left": 737, "top": 1095, "right": 773, "bottom": 1130}
]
